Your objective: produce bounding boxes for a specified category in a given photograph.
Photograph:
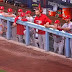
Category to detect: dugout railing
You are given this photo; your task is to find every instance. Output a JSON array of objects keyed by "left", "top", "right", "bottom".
[{"left": 0, "top": 15, "right": 72, "bottom": 58}]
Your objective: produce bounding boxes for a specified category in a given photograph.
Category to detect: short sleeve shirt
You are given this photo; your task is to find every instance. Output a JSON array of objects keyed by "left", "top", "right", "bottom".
[
  {"left": 62, "top": 22, "right": 72, "bottom": 33},
  {"left": 26, "top": 16, "right": 34, "bottom": 22},
  {"left": 34, "top": 14, "right": 52, "bottom": 34}
]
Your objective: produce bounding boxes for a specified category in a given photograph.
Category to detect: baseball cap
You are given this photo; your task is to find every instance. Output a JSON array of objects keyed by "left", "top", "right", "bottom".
[
  {"left": 0, "top": 6, "right": 4, "bottom": 10},
  {"left": 18, "top": 9, "right": 23, "bottom": 12},
  {"left": 21, "top": 12, "right": 25, "bottom": 17},
  {"left": 26, "top": 10, "right": 31, "bottom": 14},
  {"left": 54, "top": 20, "right": 60, "bottom": 24},
  {"left": 8, "top": 8, "right": 13, "bottom": 12},
  {"left": 65, "top": 15, "right": 71, "bottom": 19}
]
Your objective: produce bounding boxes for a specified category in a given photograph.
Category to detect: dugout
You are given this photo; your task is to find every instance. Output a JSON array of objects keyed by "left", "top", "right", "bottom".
[
  {"left": 4, "top": 0, "right": 72, "bottom": 19},
  {"left": 6, "top": 0, "right": 72, "bottom": 9}
]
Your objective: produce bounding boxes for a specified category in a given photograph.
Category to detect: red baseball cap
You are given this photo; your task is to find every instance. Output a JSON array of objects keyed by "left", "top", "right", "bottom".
[
  {"left": 65, "top": 15, "right": 71, "bottom": 19},
  {"left": 8, "top": 8, "right": 13, "bottom": 12},
  {"left": 21, "top": 12, "right": 25, "bottom": 17},
  {"left": 0, "top": 6, "right": 4, "bottom": 10},
  {"left": 26, "top": 10, "right": 31, "bottom": 14},
  {"left": 18, "top": 9, "right": 23, "bottom": 12},
  {"left": 54, "top": 20, "right": 60, "bottom": 24}
]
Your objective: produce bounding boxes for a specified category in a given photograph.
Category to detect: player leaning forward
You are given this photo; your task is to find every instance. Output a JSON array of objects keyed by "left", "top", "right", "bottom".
[
  {"left": 13, "top": 9, "right": 24, "bottom": 42},
  {"left": 3, "top": 8, "right": 16, "bottom": 40},
  {"left": 0, "top": 6, "right": 5, "bottom": 36},
  {"left": 34, "top": 9, "right": 52, "bottom": 49},
  {"left": 62, "top": 15, "right": 72, "bottom": 57},
  {"left": 45, "top": 20, "right": 64, "bottom": 54},
  {"left": 13, "top": 11, "right": 28, "bottom": 43},
  {"left": 25, "top": 10, "right": 36, "bottom": 46}
]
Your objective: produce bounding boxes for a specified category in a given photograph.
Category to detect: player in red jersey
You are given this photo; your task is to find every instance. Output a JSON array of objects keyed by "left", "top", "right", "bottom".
[{"left": 34, "top": 9, "right": 52, "bottom": 49}]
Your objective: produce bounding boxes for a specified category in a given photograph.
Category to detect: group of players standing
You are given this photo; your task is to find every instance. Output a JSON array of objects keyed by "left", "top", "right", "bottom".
[{"left": 0, "top": 6, "right": 72, "bottom": 57}]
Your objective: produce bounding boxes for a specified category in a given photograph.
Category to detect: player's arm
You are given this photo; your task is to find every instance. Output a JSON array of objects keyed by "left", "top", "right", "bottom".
[
  {"left": 3, "top": 14, "right": 16, "bottom": 18},
  {"left": 44, "top": 15, "right": 52, "bottom": 27},
  {"left": 62, "top": 27, "right": 71, "bottom": 31},
  {"left": 62, "top": 24, "right": 72, "bottom": 31},
  {"left": 45, "top": 22, "right": 49, "bottom": 25},
  {"left": 44, "top": 24, "right": 56, "bottom": 29},
  {"left": 1, "top": 12, "right": 5, "bottom": 16},
  {"left": 13, "top": 16, "right": 19, "bottom": 26},
  {"left": 57, "top": 26, "right": 63, "bottom": 31}
]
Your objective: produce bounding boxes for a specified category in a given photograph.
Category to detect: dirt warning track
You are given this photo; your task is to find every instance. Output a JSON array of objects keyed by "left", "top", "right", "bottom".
[{"left": 0, "top": 37, "right": 72, "bottom": 72}]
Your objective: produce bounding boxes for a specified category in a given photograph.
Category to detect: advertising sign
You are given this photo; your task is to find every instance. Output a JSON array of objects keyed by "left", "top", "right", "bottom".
[{"left": 32, "top": 0, "right": 39, "bottom": 7}]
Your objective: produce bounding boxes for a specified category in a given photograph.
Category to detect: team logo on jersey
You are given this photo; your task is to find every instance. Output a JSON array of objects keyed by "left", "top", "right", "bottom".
[{"left": 36, "top": 20, "right": 42, "bottom": 25}]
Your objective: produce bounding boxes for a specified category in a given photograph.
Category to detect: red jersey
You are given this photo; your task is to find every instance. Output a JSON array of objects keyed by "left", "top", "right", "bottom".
[
  {"left": 17, "top": 18, "right": 28, "bottom": 35},
  {"left": 14, "top": 16, "right": 21, "bottom": 23},
  {"left": 34, "top": 14, "right": 52, "bottom": 34}
]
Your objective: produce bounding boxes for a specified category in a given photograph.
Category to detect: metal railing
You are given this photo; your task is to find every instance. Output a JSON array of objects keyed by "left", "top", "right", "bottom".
[{"left": 0, "top": 15, "right": 72, "bottom": 58}]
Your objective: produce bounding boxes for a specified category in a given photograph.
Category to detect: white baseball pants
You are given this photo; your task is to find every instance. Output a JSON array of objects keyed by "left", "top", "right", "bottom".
[
  {"left": 53, "top": 40, "right": 64, "bottom": 54},
  {"left": 38, "top": 34, "right": 45, "bottom": 49}
]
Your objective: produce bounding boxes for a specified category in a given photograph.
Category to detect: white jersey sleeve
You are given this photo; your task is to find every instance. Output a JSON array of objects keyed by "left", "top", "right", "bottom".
[
  {"left": 62, "top": 23, "right": 67, "bottom": 28},
  {"left": 62, "top": 22, "right": 72, "bottom": 33},
  {"left": 62, "top": 22, "right": 72, "bottom": 29},
  {"left": 26, "top": 17, "right": 34, "bottom": 22},
  {"left": 68, "top": 22, "right": 72, "bottom": 29}
]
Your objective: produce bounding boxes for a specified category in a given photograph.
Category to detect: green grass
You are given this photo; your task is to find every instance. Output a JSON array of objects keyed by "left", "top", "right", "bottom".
[{"left": 0, "top": 70, "right": 6, "bottom": 72}]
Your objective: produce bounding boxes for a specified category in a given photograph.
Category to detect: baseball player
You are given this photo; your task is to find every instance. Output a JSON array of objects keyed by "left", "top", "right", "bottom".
[
  {"left": 34, "top": 9, "right": 52, "bottom": 49},
  {"left": 25, "top": 10, "right": 36, "bottom": 46},
  {"left": 26, "top": 10, "right": 33, "bottom": 22},
  {"left": 13, "top": 9, "right": 23, "bottom": 26},
  {"left": 13, "top": 9, "right": 23, "bottom": 42},
  {"left": 62, "top": 15, "right": 72, "bottom": 57},
  {"left": 0, "top": 6, "right": 4, "bottom": 14},
  {"left": 0, "top": 6, "right": 4, "bottom": 36},
  {"left": 3, "top": 8, "right": 16, "bottom": 40},
  {"left": 0, "top": 6, "right": 5, "bottom": 26},
  {"left": 13, "top": 12, "right": 28, "bottom": 43},
  {"left": 0, "top": 6, "right": 6, "bottom": 36},
  {"left": 3, "top": 8, "right": 16, "bottom": 17},
  {"left": 45, "top": 20, "right": 64, "bottom": 54}
]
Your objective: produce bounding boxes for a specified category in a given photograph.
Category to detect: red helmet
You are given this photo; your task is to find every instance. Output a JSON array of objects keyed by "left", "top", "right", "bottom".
[
  {"left": 18, "top": 9, "right": 23, "bottom": 12},
  {"left": 21, "top": 12, "right": 25, "bottom": 17},
  {"left": 65, "top": 15, "right": 71, "bottom": 19},
  {"left": 8, "top": 8, "right": 13, "bottom": 12},
  {"left": 26, "top": 10, "right": 31, "bottom": 14},
  {"left": 54, "top": 20, "right": 60, "bottom": 24},
  {"left": 0, "top": 6, "right": 4, "bottom": 10}
]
